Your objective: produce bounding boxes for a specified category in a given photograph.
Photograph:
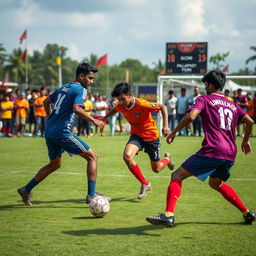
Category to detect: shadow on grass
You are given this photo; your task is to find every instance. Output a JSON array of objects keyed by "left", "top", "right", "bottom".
[
  {"left": 0, "top": 199, "right": 86, "bottom": 210},
  {"left": 176, "top": 221, "right": 245, "bottom": 226},
  {"left": 0, "top": 197, "right": 137, "bottom": 210},
  {"left": 62, "top": 225, "right": 164, "bottom": 237}
]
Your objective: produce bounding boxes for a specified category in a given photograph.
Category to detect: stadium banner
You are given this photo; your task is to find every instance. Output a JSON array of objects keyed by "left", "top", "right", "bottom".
[
  {"left": 166, "top": 42, "right": 207, "bottom": 74},
  {"left": 137, "top": 85, "right": 157, "bottom": 102}
]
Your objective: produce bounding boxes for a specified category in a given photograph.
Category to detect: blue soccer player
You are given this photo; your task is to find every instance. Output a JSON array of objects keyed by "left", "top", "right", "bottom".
[{"left": 18, "top": 62, "right": 111, "bottom": 206}]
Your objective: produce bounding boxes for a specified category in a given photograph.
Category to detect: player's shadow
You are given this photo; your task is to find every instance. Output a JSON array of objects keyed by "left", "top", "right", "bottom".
[
  {"left": 63, "top": 224, "right": 164, "bottom": 237},
  {"left": 0, "top": 199, "right": 87, "bottom": 211},
  {"left": 176, "top": 221, "right": 245, "bottom": 226}
]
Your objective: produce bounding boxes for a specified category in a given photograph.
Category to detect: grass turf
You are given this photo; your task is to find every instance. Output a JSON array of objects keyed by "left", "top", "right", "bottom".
[{"left": 0, "top": 134, "right": 255, "bottom": 256}]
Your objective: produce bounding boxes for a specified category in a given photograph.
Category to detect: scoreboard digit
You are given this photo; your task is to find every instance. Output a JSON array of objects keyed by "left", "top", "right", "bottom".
[{"left": 165, "top": 42, "right": 208, "bottom": 74}]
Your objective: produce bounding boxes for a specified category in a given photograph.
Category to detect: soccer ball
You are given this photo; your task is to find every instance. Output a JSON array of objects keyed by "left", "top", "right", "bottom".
[{"left": 89, "top": 196, "right": 110, "bottom": 218}]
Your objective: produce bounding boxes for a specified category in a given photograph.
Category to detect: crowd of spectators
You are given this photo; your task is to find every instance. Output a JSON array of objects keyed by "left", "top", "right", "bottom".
[
  {"left": 1, "top": 86, "right": 256, "bottom": 138},
  {"left": 165, "top": 87, "right": 256, "bottom": 136},
  {"left": 0, "top": 87, "right": 124, "bottom": 137}
]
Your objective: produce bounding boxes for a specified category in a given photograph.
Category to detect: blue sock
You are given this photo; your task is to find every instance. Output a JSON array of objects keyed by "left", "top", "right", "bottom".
[
  {"left": 25, "top": 178, "right": 39, "bottom": 193},
  {"left": 88, "top": 180, "right": 96, "bottom": 197}
]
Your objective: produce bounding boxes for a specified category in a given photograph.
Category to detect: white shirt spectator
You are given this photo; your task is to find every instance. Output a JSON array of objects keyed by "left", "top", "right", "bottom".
[{"left": 94, "top": 101, "right": 108, "bottom": 116}]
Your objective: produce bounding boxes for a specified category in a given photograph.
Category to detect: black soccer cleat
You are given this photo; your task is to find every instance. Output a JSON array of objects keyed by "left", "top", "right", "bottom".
[
  {"left": 243, "top": 210, "right": 256, "bottom": 225},
  {"left": 146, "top": 213, "right": 175, "bottom": 227},
  {"left": 17, "top": 187, "right": 32, "bottom": 206}
]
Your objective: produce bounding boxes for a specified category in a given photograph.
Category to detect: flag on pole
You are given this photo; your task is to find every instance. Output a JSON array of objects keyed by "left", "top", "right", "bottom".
[
  {"left": 56, "top": 52, "right": 62, "bottom": 66},
  {"left": 96, "top": 54, "right": 108, "bottom": 67},
  {"left": 19, "top": 30, "right": 27, "bottom": 44},
  {"left": 1, "top": 77, "right": 8, "bottom": 87},
  {"left": 221, "top": 65, "right": 229, "bottom": 73},
  {"left": 19, "top": 49, "right": 27, "bottom": 62}
]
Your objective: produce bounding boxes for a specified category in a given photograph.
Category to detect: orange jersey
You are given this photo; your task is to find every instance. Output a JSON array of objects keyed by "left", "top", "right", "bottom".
[
  {"left": 115, "top": 97, "right": 161, "bottom": 141},
  {"left": 15, "top": 99, "right": 29, "bottom": 118},
  {"left": 34, "top": 96, "right": 47, "bottom": 117},
  {"left": 247, "top": 99, "right": 254, "bottom": 117}
]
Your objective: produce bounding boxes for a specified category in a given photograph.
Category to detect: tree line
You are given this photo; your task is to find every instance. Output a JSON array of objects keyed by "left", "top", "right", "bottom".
[{"left": 0, "top": 42, "right": 255, "bottom": 94}]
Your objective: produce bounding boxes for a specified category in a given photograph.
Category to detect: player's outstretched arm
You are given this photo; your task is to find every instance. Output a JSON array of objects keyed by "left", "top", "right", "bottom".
[
  {"left": 241, "top": 114, "right": 254, "bottom": 155},
  {"left": 160, "top": 104, "right": 170, "bottom": 136},
  {"left": 43, "top": 97, "right": 52, "bottom": 116},
  {"left": 102, "top": 108, "right": 118, "bottom": 121},
  {"left": 166, "top": 108, "right": 200, "bottom": 144}
]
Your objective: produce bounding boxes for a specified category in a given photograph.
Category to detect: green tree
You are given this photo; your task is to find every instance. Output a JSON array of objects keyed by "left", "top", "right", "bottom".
[
  {"left": 0, "top": 43, "right": 7, "bottom": 78},
  {"left": 5, "top": 48, "right": 27, "bottom": 83},
  {"left": 246, "top": 46, "right": 256, "bottom": 65},
  {"left": 209, "top": 51, "right": 230, "bottom": 70}
]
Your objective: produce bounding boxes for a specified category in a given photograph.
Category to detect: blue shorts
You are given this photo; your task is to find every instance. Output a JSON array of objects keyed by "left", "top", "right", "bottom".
[
  {"left": 181, "top": 154, "right": 234, "bottom": 181},
  {"left": 45, "top": 135, "right": 90, "bottom": 160}
]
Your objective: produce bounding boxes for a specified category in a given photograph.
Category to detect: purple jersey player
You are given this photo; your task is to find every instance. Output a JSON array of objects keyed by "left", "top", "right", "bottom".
[{"left": 146, "top": 70, "right": 255, "bottom": 227}]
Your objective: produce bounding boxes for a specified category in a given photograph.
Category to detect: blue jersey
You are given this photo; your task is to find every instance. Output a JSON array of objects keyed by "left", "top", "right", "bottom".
[{"left": 45, "top": 81, "right": 87, "bottom": 138}]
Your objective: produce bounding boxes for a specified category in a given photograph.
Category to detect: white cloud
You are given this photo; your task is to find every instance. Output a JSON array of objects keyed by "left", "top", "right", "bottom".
[
  {"left": 66, "top": 12, "right": 110, "bottom": 29},
  {"left": 67, "top": 42, "right": 88, "bottom": 61},
  {"left": 177, "top": 0, "right": 208, "bottom": 38}
]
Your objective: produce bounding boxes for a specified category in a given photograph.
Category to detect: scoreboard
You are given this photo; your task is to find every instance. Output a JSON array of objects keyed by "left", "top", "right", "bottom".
[{"left": 166, "top": 42, "right": 207, "bottom": 74}]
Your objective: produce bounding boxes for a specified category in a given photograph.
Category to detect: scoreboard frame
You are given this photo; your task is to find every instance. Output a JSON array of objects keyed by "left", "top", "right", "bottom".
[{"left": 166, "top": 42, "right": 208, "bottom": 74}]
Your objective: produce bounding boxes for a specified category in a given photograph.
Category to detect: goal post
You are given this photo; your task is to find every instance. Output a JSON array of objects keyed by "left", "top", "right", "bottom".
[{"left": 157, "top": 75, "right": 256, "bottom": 132}]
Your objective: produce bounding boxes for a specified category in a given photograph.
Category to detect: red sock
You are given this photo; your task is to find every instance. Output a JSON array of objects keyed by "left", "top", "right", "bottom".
[
  {"left": 166, "top": 179, "right": 182, "bottom": 212},
  {"left": 7, "top": 128, "right": 11, "bottom": 134},
  {"left": 129, "top": 164, "right": 148, "bottom": 185},
  {"left": 217, "top": 183, "right": 248, "bottom": 212},
  {"left": 160, "top": 158, "right": 169, "bottom": 166}
]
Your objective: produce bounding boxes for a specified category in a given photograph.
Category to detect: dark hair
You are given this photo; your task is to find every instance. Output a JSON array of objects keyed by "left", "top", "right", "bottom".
[
  {"left": 224, "top": 89, "right": 230, "bottom": 93},
  {"left": 202, "top": 70, "right": 226, "bottom": 90},
  {"left": 168, "top": 90, "right": 174, "bottom": 94},
  {"left": 237, "top": 88, "right": 242, "bottom": 93},
  {"left": 181, "top": 88, "right": 186, "bottom": 92},
  {"left": 76, "top": 62, "right": 98, "bottom": 77},
  {"left": 111, "top": 82, "right": 131, "bottom": 97}
]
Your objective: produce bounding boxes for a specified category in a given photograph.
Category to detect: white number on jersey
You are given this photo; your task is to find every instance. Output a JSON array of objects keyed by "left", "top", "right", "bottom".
[
  {"left": 53, "top": 94, "right": 66, "bottom": 114},
  {"left": 218, "top": 107, "right": 233, "bottom": 130}
]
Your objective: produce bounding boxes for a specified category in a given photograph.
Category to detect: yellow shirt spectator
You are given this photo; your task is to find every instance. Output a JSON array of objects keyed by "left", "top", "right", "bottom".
[
  {"left": 15, "top": 98, "right": 29, "bottom": 118},
  {"left": 84, "top": 99, "right": 93, "bottom": 116},
  {"left": 1, "top": 100, "right": 13, "bottom": 119},
  {"left": 34, "top": 96, "right": 47, "bottom": 117}
]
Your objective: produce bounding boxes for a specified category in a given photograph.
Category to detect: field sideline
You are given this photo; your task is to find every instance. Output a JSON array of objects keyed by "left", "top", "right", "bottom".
[{"left": 0, "top": 135, "right": 255, "bottom": 256}]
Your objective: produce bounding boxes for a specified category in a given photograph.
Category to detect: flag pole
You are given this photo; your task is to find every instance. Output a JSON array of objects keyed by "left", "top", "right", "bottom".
[
  {"left": 58, "top": 65, "right": 62, "bottom": 87},
  {"left": 25, "top": 28, "right": 28, "bottom": 89},
  {"left": 106, "top": 65, "right": 109, "bottom": 97}
]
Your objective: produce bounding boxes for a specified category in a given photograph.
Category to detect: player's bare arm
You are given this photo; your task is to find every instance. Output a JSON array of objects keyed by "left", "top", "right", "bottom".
[
  {"left": 102, "top": 108, "right": 118, "bottom": 121},
  {"left": 43, "top": 97, "right": 51, "bottom": 116},
  {"left": 166, "top": 108, "right": 200, "bottom": 144},
  {"left": 73, "top": 104, "right": 105, "bottom": 129},
  {"left": 160, "top": 104, "right": 170, "bottom": 136},
  {"left": 241, "top": 114, "right": 254, "bottom": 155}
]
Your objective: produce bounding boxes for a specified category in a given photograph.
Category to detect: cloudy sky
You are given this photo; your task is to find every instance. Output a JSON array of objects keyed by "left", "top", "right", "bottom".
[{"left": 0, "top": 0, "right": 255, "bottom": 72}]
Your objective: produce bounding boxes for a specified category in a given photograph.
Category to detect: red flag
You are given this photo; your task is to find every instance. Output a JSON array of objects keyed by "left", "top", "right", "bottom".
[
  {"left": 19, "top": 30, "right": 27, "bottom": 44},
  {"left": 1, "top": 77, "right": 8, "bottom": 87},
  {"left": 221, "top": 65, "right": 229, "bottom": 73},
  {"left": 96, "top": 54, "right": 108, "bottom": 67},
  {"left": 19, "top": 49, "right": 27, "bottom": 62}
]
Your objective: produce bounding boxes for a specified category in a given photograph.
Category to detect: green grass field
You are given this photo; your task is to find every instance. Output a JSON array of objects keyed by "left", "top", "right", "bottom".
[{"left": 0, "top": 134, "right": 255, "bottom": 256}]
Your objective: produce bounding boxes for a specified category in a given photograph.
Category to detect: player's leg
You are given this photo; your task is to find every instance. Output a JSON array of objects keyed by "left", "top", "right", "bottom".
[
  {"left": 145, "top": 138, "right": 174, "bottom": 172},
  {"left": 123, "top": 136, "right": 151, "bottom": 199},
  {"left": 146, "top": 167, "right": 191, "bottom": 227},
  {"left": 209, "top": 177, "right": 256, "bottom": 224},
  {"left": 17, "top": 157, "right": 62, "bottom": 206}
]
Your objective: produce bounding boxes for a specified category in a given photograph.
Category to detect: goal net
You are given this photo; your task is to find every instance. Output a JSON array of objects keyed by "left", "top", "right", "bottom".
[{"left": 157, "top": 75, "right": 256, "bottom": 131}]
